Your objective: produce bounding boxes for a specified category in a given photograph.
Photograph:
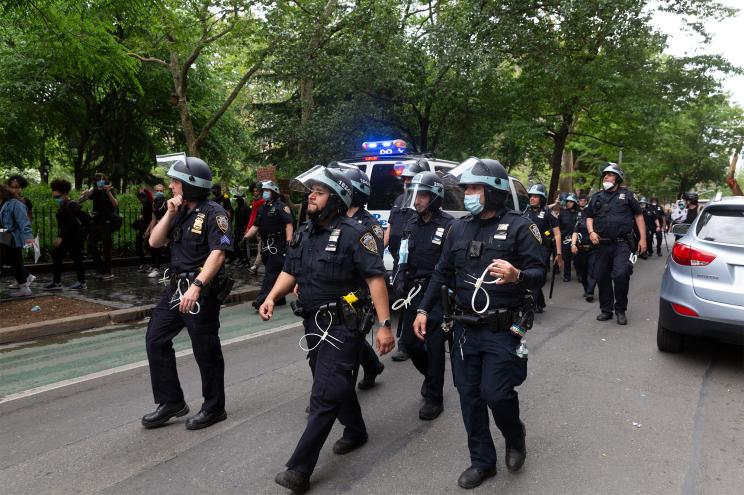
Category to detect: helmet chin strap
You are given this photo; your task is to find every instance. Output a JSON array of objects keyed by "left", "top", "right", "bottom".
[{"left": 309, "top": 197, "right": 343, "bottom": 223}]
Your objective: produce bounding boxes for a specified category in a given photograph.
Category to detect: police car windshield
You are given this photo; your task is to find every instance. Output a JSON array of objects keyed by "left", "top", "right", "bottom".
[{"left": 367, "top": 163, "right": 405, "bottom": 210}]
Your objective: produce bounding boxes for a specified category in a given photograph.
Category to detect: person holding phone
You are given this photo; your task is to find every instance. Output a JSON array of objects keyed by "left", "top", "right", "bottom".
[{"left": 79, "top": 172, "right": 118, "bottom": 280}]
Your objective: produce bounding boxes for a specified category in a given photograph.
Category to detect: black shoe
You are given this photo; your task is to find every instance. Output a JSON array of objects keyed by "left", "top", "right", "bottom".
[
  {"left": 358, "top": 362, "right": 384, "bottom": 390},
  {"left": 639, "top": 252, "right": 648, "bottom": 260},
  {"left": 596, "top": 312, "right": 613, "bottom": 321},
  {"left": 332, "top": 434, "right": 368, "bottom": 455},
  {"left": 141, "top": 401, "right": 189, "bottom": 428},
  {"left": 185, "top": 409, "right": 227, "bottom": 430},
  {"left": 391, "top": 349, "right": 409, "bottom": 362},
  {"left": 534, "top": 305, "right": 545, "bottom": 314},
  {"left": 563, "top": 276, "right": 571, "bottom": 282},
  {"left": 657, "top": 252, "right": 662, "bottom": 257},
  {"left": 457, "top": 466, "right": 497, "bottom": 489},
  {"left": 505, "top": 425, "right": 527, "bottom": 473},
  {"left": 616, "top": 311, "right": 628, "bottom": 325},
  {"left": 419, "top": 401, "right": 443, "bottom": 421},
  {"left": 275, "top": 469, "right": 310, "bottom": 493},
  {"left": 583, "top": 293, "right": 594, "bottom": 302}
]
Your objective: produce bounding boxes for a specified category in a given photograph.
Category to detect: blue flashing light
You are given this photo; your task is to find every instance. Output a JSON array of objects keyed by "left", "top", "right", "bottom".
[{"left": 361, "top": 139, "right": 407, "bottom": 156}]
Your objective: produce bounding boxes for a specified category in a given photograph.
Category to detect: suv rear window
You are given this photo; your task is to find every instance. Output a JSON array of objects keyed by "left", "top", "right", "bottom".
[
  {"left": 368, "top": 164, "right": 404, "bottom": 210},
  {"left": 695, "top": 208, "right": 744, "bottom": 246}
]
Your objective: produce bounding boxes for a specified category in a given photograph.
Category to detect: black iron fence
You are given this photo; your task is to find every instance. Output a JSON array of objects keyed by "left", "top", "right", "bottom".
[{"left": 24, "top": 207, "right": 144, "bottom": 263}]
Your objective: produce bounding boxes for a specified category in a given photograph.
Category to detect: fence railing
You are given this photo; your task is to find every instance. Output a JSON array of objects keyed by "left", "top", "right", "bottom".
[{"left": 24, "top": 207, "right": 144, "bottom": 263}]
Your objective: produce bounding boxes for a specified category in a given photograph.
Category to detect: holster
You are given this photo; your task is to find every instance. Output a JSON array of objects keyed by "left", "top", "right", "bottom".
[{"left": 453, "top": 305, "right": 519, "bottom": 332}]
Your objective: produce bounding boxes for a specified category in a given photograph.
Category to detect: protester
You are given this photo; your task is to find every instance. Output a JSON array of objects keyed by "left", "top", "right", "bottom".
[
  {"left": 79, "top": 173, "right": 118, "bottom": 280},
  {"left": 0, "top": 183, "right": 34, "bottom": 296},
  {"left": 135, "top": 188, "right": 154, "bottom": 272},
  {"left": 45, "top": 179, "right": 88, "bottom": 290},
  {"left": 146, "top": 183, "right": 168, "bottom": 278}
]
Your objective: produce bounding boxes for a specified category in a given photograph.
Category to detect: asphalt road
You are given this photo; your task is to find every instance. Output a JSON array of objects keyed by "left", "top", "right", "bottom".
[{"left": 1, "top": 247, "right": 743, "bottom": 494}]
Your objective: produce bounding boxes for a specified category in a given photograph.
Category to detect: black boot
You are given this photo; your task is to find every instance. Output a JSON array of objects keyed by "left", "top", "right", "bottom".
[
  {"left": 419, "top": 401, "right": 444, "bottom": 421},
  {"left": 275, "top": 469, "right": 310, "bottom": 493},
  {"left": 358, "top": 362, "right": 384, "bottom": 390},
  {"left": 457, "top": 466, "right": 497, "bottom": 489},
  {"left": 185, "top": 409, "right": 227, "bottom": 430},
  {"left": 505, "top": 423, "right": 527, "bottom": 473},
  {"left": 141, "top": 401, "right": 189, "bottom": 428},
  {"left": 616, "top": 311, "right": 628, "bottom": 325},
  {"left": 332, "top": 434, "right": 368, "bottom": 455},
  {"left": 596, "top": 312, "right": 613, "bottom": 321}
]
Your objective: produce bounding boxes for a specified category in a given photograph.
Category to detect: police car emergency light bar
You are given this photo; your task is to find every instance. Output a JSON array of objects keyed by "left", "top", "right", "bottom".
[{"left": 361, "top": 139, "right": 407, "bottom": 156}]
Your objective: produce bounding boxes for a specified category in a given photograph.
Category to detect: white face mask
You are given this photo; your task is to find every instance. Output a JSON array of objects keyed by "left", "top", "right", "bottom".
[{"left": 602, "top": 181, "right": 614, "bottom": 191}]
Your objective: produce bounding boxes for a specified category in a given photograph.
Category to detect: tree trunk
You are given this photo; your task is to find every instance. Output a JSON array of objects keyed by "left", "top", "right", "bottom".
[
  {"left": 39, "top": 138, "right": 49, "bottom": 184},
  {"left": 170, "top": 53, "right": 200, "bottom": 157},
  {"left": 548, "top": 124, "right": 570, "bottom": 202}
]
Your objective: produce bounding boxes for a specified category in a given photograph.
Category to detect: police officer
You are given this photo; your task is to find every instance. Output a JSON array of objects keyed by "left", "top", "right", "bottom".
[
  {"left": 558, "top": 193, "right": 579, "bottom": 281},
  {"left": 585, "top": 163, "right": 646, "bottom": 325},
  {"left": 639, "top": 197, "right": 660, "bottom": 258},
  {"left": 142, "top": 155, "right": 233, "bottom": 430},
  {"left": 681, "top": 191, "right": 699, "bottom": 224},
  {"left": 393, "top": 171, "right": 454, "bottom": 420},
  {"left": 571, "top": 201, "right": 598, "bottom": 302},
  {"left": 524, "top": 183, "right": 562, "bottom": 312},
  {"left": 413, "top": 158, "right": 546, "bottom": 489},
  {"left": 259, "top": 165, "right": 395, "bottom": 493},
  {"left": 385, "top": 158, "right": 430, "bottom": 362},
  {"left": 244, "top": 181, "right": 294, "bottom": 309},
  {"left": 650, "top": 197, "right": 665, "bottom": 256},
  {"left": 340, "top": 165, "right": 385, "bottom": 390}
]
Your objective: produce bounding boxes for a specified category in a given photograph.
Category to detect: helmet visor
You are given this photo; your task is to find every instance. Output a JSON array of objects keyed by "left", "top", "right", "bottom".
[
  {"left": 156, "top": 152, "right": 187, "bottom": 170},
  {"left": 453, "top": 158, "right": 509, "bottom": 191},
  {"left": 402, "top": 183, "right": 440, "bottom": 212},
  {"left": 292, "top": 165, "right": 352, "bottom": 208}
]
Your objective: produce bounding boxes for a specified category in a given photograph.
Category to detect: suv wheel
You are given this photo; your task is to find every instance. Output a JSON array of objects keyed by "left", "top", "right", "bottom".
[{"left": 657, "top": 322, "right": 684, "bottom": 353}]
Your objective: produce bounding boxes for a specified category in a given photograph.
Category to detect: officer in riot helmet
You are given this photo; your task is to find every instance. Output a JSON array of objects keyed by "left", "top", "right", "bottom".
[
  {"left": 524, "top": 183, "right": 562, "bottom": 312},
  {"left": 386, "top": 158, "right": 431, "bottom": 362},
  {"left": 558, "top": 193, "right": 579, "bottom": 281},
  {"left": 142, "top": 154, "right": 233, "bottom": 430},
  {"left": 585, "top": 163, "right": 646, "bottom": 325},
  {"left": 639, "top": 197, "right": 661, "bottom": 258},
  {"left": 650, "top": 197, "right": 664, "bottom": 256},
  {"left": 244, "top": 180, "right": 294, "bottom": 310},
  {"left": 259, "top": 165, "right": 394, "bottom": 493},
  {"left": 393, "top": 171, "right": 454, "bottom": 420},
  {"left": 414, "top": 157, "right": 547, "bottom": 489}
]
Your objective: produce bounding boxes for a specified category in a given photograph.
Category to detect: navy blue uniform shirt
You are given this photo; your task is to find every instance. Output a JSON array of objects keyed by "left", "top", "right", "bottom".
[
  {"left": 558, "top": 208, "right": 578, "bottom": 238},
  {"left": 419, "top": 209, "right": 547, "bottom": 312},
  {"left": 573, "top": 209, "right": 592, "bottom": 246},
  {"left": 284, "top": 214, "right": 386, "bottom": 310},
  {"left": 387, "top": 192, "right": 414, "bottom": 260},
  {"left": 585, "top": 187, "right": 642, "bottom": 239},
  {"left": 255, "top": 199, "right": 294, "bottom": 247},
  {"left": 168, "top": 200, "right": 233, "bottom": 273},
  {"left": 350, "top": 207, "right": 385, "bottom": 254},
  {"left": 401, "top": 210, "right": 454, "bottom": 280}
]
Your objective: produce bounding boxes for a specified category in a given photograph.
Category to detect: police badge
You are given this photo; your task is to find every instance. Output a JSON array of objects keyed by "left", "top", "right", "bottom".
[
  {"left": 529, "top": 224, "right": 542, "bottom": 243},
  {"left": 216, "top": 214, "right": 229, "bottom": 234},
  {"left": 360, "top": 232, "right": 378, "bottom": 254}
]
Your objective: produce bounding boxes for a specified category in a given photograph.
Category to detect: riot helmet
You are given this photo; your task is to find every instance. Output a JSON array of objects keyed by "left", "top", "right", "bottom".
[
  {"left": 158, "top": 153, "right": 213, "bottom": 201},
  {"left": 403, "top": 171, "right": 445, "bottom": 214},
  {"left": 456, "top": 157, "right": 510, "bottom": 210},
  {"left": 684, "top": 191, "right": 699, "bottom": 204},
  {"left": 601, "top": 162, "right": 625, "bottom": 184},
  {"left": 639, "top": 196, "right": 648, "bottom": 206},
  {"left": 292, "top": 165, "right": 353, "bottom": 222},
  {"left": 527, "top": 184, "right": 548, "bottom": 206},
  {"left": 400, "top": 158, "right": 431, "bottom": 178},
  {"left": 340, "top": 167, "right": 371, "bottom": 207}
]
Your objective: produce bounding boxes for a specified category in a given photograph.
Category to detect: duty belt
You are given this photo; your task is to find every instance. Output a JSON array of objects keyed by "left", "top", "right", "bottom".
[{"left": 453, "top": 305, "right": 519, "bottom": 331}]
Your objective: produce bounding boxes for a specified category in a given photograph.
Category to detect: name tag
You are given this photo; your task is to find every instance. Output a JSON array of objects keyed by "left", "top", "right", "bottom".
[
  {"left": 538, "top": 211, "right": 545, "bottom": 219},
  {"left": 191, "top": 213, "right": 206, "bottom": 234},
  {"left": 325, "top": 228, "right": 341, "bottom": 252},
  {"left": 493, "top": 224, "right": 508, "bottom": 240},
  {"left": 432, "top": 227, "right": 445, "bottom": 245}
]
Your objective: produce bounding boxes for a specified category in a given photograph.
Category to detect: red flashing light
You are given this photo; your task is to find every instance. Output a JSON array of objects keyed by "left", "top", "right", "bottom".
[
  {"left": 671, "top": 242, "right": 716, "bottom": 266},
  {"left": 671, "top": 303, "right": 699, "bottom": 317},
  {"left": 363, "top": 156, "right": 377, "bottom": 161},
  {"left": 392, "top": 139, "right": 406, "bottom": 148}
]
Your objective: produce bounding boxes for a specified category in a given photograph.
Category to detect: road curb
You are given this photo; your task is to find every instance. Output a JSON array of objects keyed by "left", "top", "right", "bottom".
[{"left": 0, "top": 286, "right": 261, "bottom": 345}]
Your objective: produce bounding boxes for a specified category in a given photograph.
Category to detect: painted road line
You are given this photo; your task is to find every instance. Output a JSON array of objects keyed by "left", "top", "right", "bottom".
[{"left": 0, "top": 321, "right": 301, "bottom": 405}]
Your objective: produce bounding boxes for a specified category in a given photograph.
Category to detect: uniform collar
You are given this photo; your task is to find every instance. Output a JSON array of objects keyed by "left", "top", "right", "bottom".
[{"left": 311, "top": 213, "right": 343, "bottom": 233}]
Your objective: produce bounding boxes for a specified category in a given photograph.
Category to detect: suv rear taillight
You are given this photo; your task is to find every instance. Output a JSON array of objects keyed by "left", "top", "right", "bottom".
[{"left": 671, "top": 242, "right": 717, "bottom": 266}]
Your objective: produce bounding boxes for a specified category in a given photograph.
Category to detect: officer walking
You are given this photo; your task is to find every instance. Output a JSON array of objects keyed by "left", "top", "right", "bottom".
[
  {"left": 340, "top": 165, "right": 386, "bottom": 390},
  {"left": 585, "top": 163, "right": 646, "bottom": 325},
  {"left": 571, "top": 201, "right": 598, "bottom": 302},
  {"left": 650, "top": 197, "right": 665, "bottom": 256},
  {"left": 385, "top": 159, "right": 430, "bottom": 362},
  {"left": 142, "top": 155, "right": 233, "bottom": 430},
  {"left": 558, "top": 193, "right": 579, "bottom": 281},
  {"left": 244, "top": 181, "right": 294, "bottom": 309},
  {"left": 524, "top": 183, "right": 562, "bottom": 312},
  {"left": 414, "top": 158, "right": 546, "bottom": 489},
  {"left": 258, "top": 165, "right": 394, "bottom": 493},
  {"left": 393, "top": 171, "right": 454, "bottom": 420},
  {"left": 639, "top": 197, "right": 661, "bottom": 258}
]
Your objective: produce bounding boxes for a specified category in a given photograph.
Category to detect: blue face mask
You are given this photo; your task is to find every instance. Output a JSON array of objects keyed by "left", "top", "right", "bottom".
[
  {"left": 262, "top": 191, "right": 272, "bottom": 201},
  {"left": 54, "top": 197, "right": 64, "bottom": 206},
  {"left": 464, "top": 194, "right": 484, "bottom": 215},
  {"left": 96, "top": 180, "right": 106, "bottom": 188},
  {"left": 154, "top": 191, "right": 164, "bottom": 199}
]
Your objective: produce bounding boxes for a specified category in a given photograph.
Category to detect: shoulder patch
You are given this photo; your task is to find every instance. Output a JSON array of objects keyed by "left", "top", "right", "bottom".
[
  {"left": 216, "top": 214, "right": 229, "bottom": 233},
  {"left": 360, "top": 232, "right": 378, "bottom": 254},
  {"left": 372, "top": 224, "right": 384, "bottom": 240},
  {"left": 283, "top": 205, "right": 291, "bottom": 214},
  {"left": 529, "top": 223, "right": 541, "bottom": 243}
]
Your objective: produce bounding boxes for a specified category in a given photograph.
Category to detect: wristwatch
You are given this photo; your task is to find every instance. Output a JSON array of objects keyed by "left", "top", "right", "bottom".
[
  {"left": 192, "top": 279, "right": 205, "bottom": 289},
  {"left": 380, "top": 319, "right": 392, "bottom": 328},
  {"left": 516, "top": 270, "right": 525, "bottom": 283}
]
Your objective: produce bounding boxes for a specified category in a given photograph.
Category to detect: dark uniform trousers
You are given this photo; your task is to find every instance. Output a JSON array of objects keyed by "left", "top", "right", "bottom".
[
  {"left": 532, "top": 249, "right": 551, "bottom": 308},
  {"left": 359, "top": 336, "right": 381, "bottom": 376},
  {"left": 452, "top": 323, "right": 527, "bottom": 470},
  {"left": 573, "top": 248, "right": 597, "bottom": 296},
  {"left": 145, "top": 288, "right": 225, "bottom": 413},
  {"left": 257, "top": 244, "right": 286, "bottom": 306},
  {"left": 595, "top": 240, "right": 632, "bottom": 314},
  {"left": 647, "top": 228, "right": 663, "bottom": 255},
  {"left": 288, "top": 318, "right": 366, "bottom": 475},
  {"left": 52, "top": 239, "right": 85, "bottom": 284},
  {"left": 399, "top": 289, "right": 449, "bottom": 404}
]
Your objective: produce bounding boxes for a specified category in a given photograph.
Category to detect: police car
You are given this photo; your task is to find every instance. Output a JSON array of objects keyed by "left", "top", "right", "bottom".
[{"left": 341, "top": 139, "right": 530, "bottom": 270}]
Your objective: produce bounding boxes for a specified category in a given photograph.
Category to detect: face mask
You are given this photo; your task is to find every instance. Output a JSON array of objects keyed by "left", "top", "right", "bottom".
[
  {"left": 678, "top": 202, "right": 685, "bottom": 209},
  {"left": 262, "top": 191, "right": 272, "bottom": 201},
  {"left": 54, "top": 197, "right": 64, "bottom": 206},
  {"left": 155, "top": 191, "right": 164, "bottom": 199},
  {"left": 602, "top": 181, "right": 614, "bottom": 191},
  {"left": 464, "top": 194, "right": 484, "bottom": 215},
  {"left": 96, "top": 180, "right": 106, "bottom": 188}
]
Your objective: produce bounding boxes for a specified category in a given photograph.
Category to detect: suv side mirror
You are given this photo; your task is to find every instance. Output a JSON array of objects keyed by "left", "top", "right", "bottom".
[{"left": 671, "top": 223, "right": 690, "bottom": 236}]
